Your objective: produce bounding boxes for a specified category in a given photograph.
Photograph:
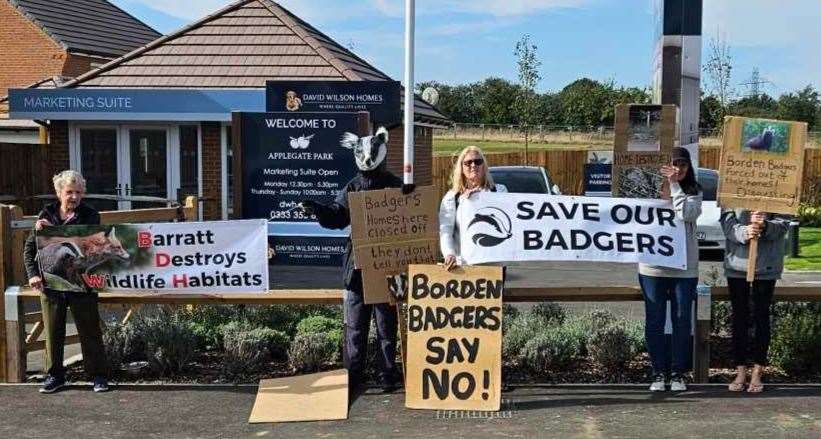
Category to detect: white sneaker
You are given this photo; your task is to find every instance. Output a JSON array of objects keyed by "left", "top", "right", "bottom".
[
  {"left": 649, "top": 375, "right": 666, "bottom": 392},
  {"left": 670, "top": 374, "right": 687, "bottom": 392}
]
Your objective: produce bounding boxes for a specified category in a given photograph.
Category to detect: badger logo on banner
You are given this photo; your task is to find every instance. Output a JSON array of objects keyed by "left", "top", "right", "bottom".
[
  {"left": 459, "top": 193, "right": 687, "bottom": 269},
  {"left": 467, "top": 207, "right": 513, "bottom": 248}
]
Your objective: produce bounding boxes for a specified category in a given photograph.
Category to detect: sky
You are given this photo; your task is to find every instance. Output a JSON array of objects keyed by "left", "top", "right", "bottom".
[{"left": 111, "top": 0, "right": 820, "bottom": 96}]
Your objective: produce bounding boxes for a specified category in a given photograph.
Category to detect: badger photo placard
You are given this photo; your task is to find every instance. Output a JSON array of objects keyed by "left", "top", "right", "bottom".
[
  {"left": 717, "top": 116, "right": 807, "bottom": 215},
  {"left": 612, "top": 104, "right": 676, "bottom": 199}
]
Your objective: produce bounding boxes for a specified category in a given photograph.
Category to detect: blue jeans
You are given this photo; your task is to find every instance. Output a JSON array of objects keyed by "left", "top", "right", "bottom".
[{"left": 638, "top": 274, "right": 697, "bottom": 376}]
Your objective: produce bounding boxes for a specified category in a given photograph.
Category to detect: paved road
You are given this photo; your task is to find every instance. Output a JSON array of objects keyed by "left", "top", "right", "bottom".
[{"left": 1, "top": 384, "right": 819, "bottom": 438}]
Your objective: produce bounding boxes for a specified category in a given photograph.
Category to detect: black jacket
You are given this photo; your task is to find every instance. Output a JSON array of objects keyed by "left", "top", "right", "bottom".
[
  {"left": 312, "top": 166, "right": 402, "bottom": 288},
  {"left": 23, "top": 202, "right": 101, "bottom": 280}
]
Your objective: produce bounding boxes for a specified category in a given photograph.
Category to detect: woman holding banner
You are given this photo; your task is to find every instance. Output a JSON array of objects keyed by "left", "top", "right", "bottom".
[
  {"left": 439, "top": 146, "right": 507, "bottom": 271},
  {"left": 23, "top": 170, "right": 109, "bottom": 394},
  {"left": 638, "top": 147, "right": 702, "bottom": 392},
  {"left": 721, "top": 210, "right": 789, "bottom": 393}
]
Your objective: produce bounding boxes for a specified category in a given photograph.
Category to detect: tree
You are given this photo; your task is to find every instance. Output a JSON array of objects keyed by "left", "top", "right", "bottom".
[
  {"left": 729, "top": 93, "right": 778, "bottom": 119},
  {"left": 777, "top": 85, "right": 819, "bottom": 130},
  {"left": 514, "top": 34, "right": 542, "bottom": 163},
  {"left": 558, "top": 78, "right": 610, "bottom": 128},
  {"left": 702, "top": 34, "right": 734, "bottom": 120},
  {"left": 476, "top": 77, "right": 520, "bottom": 125}
]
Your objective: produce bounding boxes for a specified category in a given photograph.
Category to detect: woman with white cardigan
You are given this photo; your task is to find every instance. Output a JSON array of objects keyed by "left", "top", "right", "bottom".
[{"left": 439, "top": 145, "right": 507, "bottom": 270}]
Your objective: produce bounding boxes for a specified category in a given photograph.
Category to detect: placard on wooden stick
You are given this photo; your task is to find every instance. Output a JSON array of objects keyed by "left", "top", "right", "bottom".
[
  {"left": 718, "top": 116, "right": 807, "bottom": 215},
  {"left": 405, "top": 264, "right": 504, "bottom": 411},
  {"left": 612, "top": 104, "right": 677, "bottom": 199},
  {"left": 348, "top": 187, "right": 441, "bottom": 304}
]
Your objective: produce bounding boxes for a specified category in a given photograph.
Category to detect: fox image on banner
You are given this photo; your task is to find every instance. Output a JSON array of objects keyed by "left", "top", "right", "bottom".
[
  {"left": 36, "top": 219, "right": 269, "bottom": 293},
  {"left": 458, "top": 193, "right": 687, "bottom": 269}
]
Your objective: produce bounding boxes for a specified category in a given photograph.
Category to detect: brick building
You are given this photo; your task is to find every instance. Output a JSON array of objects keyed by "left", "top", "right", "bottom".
[
  {"left": 6, "top": 0, "right": 449, "bottom": 221},
  {"left": 0, "top": 0, "right": 160, "bottom": 100}
]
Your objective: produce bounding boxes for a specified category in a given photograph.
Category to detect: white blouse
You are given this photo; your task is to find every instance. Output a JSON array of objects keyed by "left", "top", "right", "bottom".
[{"left": 438, "top": 184, "right": 507, "bottom": 263}]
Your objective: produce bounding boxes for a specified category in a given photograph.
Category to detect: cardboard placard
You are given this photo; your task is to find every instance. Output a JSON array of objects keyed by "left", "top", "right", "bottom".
[
  {"left": 612, "top": 104, "right": 677, "bottom": 199},
  {"left": 717, "top": 116, "right": 807, "bottom": 215},
  {"left": 405, "top": 264, "right": 503, "bottom": 411},
  {"left": 248, "top": 369, "right": 348, "bottom": 423},
  {"left": 348, "top": 187, "right": 441, "bottom": 304}
]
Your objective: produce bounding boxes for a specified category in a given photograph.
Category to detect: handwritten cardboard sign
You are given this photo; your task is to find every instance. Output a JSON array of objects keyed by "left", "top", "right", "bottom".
[
  {"left": 613, "top": 104, "right": 676, "bottom": 199},
  {"left": 348, "top": 187, "right": 440, "bottom": 304},
  {"left": 718, "top": 116, "right": 807, "bottom": 215},
  {"left": 405, "top": 264, "right": 504, "bottom": 411}
]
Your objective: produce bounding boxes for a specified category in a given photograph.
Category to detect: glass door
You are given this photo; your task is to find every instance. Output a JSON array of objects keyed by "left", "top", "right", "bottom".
[
  {"left": 125, "top": 128, "right": 169, "bottom": 210},
  {"left": 78, "top": 128, "right": 119, "bottom": 212}
]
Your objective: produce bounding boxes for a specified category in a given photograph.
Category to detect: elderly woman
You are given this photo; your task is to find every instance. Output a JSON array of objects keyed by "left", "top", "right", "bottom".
[
  {"left": 439, "top": 145, "right": 507, "bottom": 270},
  {"left": 23, "top": 170, "right": 109, "bottom": 394}
]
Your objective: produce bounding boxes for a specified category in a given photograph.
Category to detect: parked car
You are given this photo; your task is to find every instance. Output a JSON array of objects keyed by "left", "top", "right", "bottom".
[
  {"left": 695, "top": 168, "right": 725, "bottom": 253},
  {"left": 489, "top": 166, "right": 562, "bottom": 195}
]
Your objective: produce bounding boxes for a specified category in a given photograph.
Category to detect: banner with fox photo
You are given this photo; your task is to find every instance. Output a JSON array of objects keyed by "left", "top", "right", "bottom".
[
  {"left": 36, "top": 219, "right": 269, "bottom": 293},
  {"left": 458, "top": 193, "right": 687, "bottom": 269}
]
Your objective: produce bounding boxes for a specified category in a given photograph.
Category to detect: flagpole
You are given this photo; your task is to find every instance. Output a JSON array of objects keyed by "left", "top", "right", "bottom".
[{"left": 403, "top": 0, "right": 415, "bottom": 184}]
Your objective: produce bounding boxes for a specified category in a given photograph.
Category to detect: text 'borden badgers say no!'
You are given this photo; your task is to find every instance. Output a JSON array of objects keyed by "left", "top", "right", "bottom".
[{"left": 458, "top": 193, "right": 687, "bottom": 269}]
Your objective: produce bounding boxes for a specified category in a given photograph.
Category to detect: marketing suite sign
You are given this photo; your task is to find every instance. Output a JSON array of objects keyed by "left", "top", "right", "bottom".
[
  {"left": 266, "top": 81, "right": 401, "bottom": 126},
  {"left": 458, "top": 193, "right": 687, "bottom": 269}
]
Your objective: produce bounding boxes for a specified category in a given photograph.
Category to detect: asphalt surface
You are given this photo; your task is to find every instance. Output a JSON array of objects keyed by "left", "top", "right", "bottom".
[{"left": 0, "top": 384, "right": 819, "bottom": 438}]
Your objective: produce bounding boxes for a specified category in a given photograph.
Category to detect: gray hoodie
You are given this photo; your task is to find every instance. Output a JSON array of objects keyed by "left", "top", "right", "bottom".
[
  {"left": 720, "top": 209, "right": 790, "bottom": 280},
  {"left": 638, "top": 181, "right": 703, "bottom": 278}
]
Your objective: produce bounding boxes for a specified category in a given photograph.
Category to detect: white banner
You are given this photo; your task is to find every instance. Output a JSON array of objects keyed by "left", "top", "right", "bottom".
[
  {"left": 458, "top": 193, "right": 687, "bottom": 269},
  {"left": 37, "top": 219, "right": 269, "bottom": 294}
]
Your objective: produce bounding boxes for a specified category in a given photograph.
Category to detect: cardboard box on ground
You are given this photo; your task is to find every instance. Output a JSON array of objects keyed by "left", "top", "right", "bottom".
[{"left": 348, "top": 186, "right": 441, "bottom": 304}]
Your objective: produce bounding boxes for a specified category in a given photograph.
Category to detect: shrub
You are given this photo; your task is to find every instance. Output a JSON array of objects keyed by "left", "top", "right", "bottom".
[
  {"left": 529, "top": 303, "right": 566, "bottom": 325},
  {"left": 503, "top": 313, "right": 551, "bottom": 363},
  {"left": 711, "top": 301, "right": 732, "bottom": 336},
  {"left": 501, "top": 304, "right": 520, "bottom": 332},
  {"left": 132, "top": 308, "right": 197, "bottom": 375},
  {"left": 220, "top": 321, "right": 289, "bottom": 375},
  {"left": 242, "top": 305, "right": 342, "bottom": 336},
  {"left": 587, "top": 324, "right": 634, "bottom": 370},
  {"left": 622, "top": 320, "right": 646, "bottom": 355},
  {"left": 102, "top": 321, "right": 140, "bottom": 372},
  {"left": 797, "top": 203, "right": 821, "bottom": 227},
  {"left": 580, "top": 309, "right": 617, "bottom": 332},
  {"left": 288, "top": 332, "right": 339, "bottom": 373},
  {"left": 296, "top": 315, "right": 343, "bottom": 352},
  {"left": 180, "top": 305, "right": 240, "bottom": 349},
  {"left": 521, "top": 326, "right": 582, "bottom": 374},
  {"left": 769, "top": 303, "right": 821, "bottom": 375}
]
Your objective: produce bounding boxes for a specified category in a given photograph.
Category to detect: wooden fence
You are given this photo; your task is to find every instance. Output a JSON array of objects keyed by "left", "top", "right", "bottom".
[
  {"left": 0, "top": 197, "right": 198, "bottom": 382},
  {"left": 433, "top": 147, "right": 821, "bottom": 203},
  {"left": 0, "top": 143, "right": 51, "bottom": 214}
]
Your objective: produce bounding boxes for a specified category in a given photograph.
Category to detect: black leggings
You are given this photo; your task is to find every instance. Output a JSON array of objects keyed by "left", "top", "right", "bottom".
[{"left": 727, "top": 278, "right": 776, "bottom": 367}]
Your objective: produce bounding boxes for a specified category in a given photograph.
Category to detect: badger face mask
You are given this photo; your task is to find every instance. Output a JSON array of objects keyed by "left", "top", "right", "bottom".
[{"left": 340, "top": 126, "right": 388, "bottom": 171}]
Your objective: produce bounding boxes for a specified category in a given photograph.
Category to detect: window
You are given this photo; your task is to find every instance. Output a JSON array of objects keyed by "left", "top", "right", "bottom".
[{"left": 179, "top": 125, "right": 199, "bottom": 203}]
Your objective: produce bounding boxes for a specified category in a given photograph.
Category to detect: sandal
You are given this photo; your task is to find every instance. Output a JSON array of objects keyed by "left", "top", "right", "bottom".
[
  {"left": 728, "top": 382, "right": 746, "bottom": 392},
  {"left": 747, "top": 382, "right": 764, "bottom": 393}
]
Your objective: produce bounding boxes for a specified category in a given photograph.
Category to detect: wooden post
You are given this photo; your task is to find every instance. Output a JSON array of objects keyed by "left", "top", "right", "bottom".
[
  {"left": 0, "top": 205, "right": 11, "bottom": 381},
  {"left": 693, "top": 284, "right": 711, "bottom": 383},
  {"left": 4, "top": 286, "right": 25, "bottom": 382},
  {"left": 231, "top": 112, "right": 244, "bottom": 220},
  {"left": 746, "top": 237, "right": 759, "bottom": 283}
]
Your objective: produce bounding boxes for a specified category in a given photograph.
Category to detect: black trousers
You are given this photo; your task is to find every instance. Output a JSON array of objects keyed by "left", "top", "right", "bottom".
[
  {"left": 41, "top": 290, "right": 108, "bottom": 379},
  {"left": 727, "top": 278, "right": 776, "bottom": 367},
  {"left": 344, "top": 274, "right": 398, "bottom": 385}
]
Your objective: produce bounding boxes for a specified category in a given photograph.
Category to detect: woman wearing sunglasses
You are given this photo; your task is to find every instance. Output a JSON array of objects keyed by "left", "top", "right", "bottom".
[
  {"left": 638, "top": 147, "right": 703, "bottom": 392},
  {"left": 439, "top": 145, "right": 506, "bottom": 271}
]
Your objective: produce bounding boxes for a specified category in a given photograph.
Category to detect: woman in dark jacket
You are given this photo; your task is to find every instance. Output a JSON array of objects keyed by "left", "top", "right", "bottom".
[{"left": 23, "top": 170, "right": 109, "bottom": 394}]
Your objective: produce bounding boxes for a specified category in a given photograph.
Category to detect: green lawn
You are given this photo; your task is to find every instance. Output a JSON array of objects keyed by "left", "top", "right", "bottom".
[
  {"left": 785, "top": 227, "right": 821, "bottom": 271},
  {"left": 433, "top": 138, "right": 601, "bottom": 155}
]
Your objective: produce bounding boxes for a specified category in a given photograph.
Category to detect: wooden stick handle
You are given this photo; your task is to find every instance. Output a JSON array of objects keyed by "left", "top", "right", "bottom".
[{"left": 746, "top": 237, "right": 759, "bottom": 283}]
